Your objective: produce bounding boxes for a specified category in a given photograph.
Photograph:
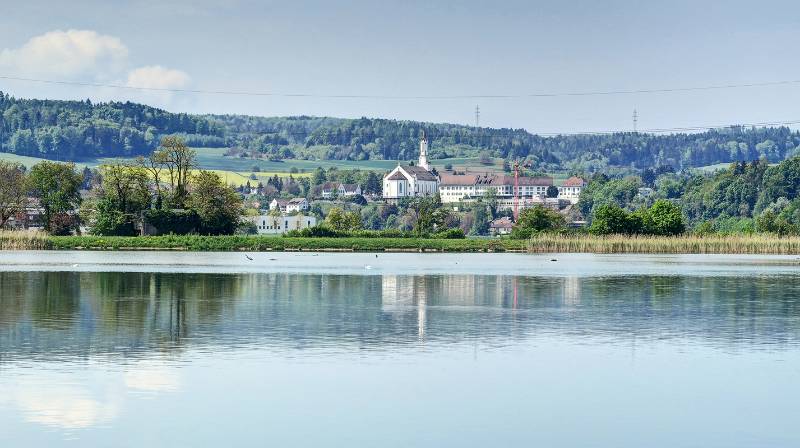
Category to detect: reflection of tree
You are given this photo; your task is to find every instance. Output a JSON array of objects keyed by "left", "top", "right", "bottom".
[
  {"left": 29, "top": 272, "right": 81, "bottom": 330},
  {"left": 2, "top": 272, "right": 800, "bottom": 361}
]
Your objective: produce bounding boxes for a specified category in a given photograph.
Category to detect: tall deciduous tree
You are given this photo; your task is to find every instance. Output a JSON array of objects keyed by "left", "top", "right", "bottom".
[
  {"left": 187, "top": 170, "right": 242, "bottom": 235},
  {"left": 156, "top": 136, "right": 196, "bottom": 207},
  {"left": 0, "top": 161, "right": 27, "bottom": 228},
  {"left": 27, "top": 161, "right": 83, "bottom": 233},
  {"left": 409, "top": 195, "right": 449, "bottom": 236},
  {"left": 99, "top": 164, "right": 152, "bottom": 214}
]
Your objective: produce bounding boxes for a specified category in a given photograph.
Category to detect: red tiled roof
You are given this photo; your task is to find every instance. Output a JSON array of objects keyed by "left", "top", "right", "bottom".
[
  {"left": 562, "top": 176, "right": 586, "bottom": 187},
  {"left": 439, "top": 173, "right": 552, "bottom": 187},
  {"left": 490, "top": 217, "right": 514, "bottom": 229}
]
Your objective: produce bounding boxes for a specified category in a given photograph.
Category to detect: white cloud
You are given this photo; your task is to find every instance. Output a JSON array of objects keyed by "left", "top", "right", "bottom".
[
  {"left": 126, "top": 65, "right": 191, "bottom": 90},
  {"left": 124, "top": 360, "right": 181, "bottom": 393},
  {"left": 0, "top": 29, "right": 128, "bottom": 79},
  {"left": 0, "top": 378, "right": 119, "bottom": 430},
  {"left": 0, "top": 29, "right": 192, "bottom": 108}
]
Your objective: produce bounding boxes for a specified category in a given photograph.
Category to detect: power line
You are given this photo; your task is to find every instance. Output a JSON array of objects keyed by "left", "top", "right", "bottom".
[
  {"left": 3, "top": 74, "right": 800, "bottom": 100},
  {"left": 534, "top": 119, "right": 800, "bottom": 136},
  {"left": 195, "top": 118, "right": 800, "bottom": 139}
]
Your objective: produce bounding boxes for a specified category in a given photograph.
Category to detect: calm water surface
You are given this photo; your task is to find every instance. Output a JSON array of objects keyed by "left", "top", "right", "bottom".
[{"left": 1, "top": 252, "right": 799, "bottom": 447}]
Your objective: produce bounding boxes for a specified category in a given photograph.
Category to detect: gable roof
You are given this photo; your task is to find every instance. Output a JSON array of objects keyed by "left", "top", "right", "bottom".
[
  {"left": 439, "top": 173, "right": 552, "bottom": 187},
  {"left": 562, "top": 176, "right": 587, "bottom": 187},
  {"left": 401, "top": 165, "right": 438, "bottom": 181},
  {"left": 288, "top": 198, "right": 307, "bottom": 204},
  {"left": 490, "top": 217, "right": 514, "bottom": 229},
  {"left": 339, "top": 183, "right": 360, "bottom": 192},
  {"left": 386, "top": 171, "right": 407, "bottom": 181}
]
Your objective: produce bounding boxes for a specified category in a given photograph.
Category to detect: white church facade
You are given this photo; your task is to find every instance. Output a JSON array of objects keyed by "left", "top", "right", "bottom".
[{"left": 382, "top": 133, "right": 439, "bottom": 203}]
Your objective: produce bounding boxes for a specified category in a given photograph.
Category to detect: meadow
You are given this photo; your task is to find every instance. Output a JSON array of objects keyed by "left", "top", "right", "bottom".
[{"left": 1, "top": 148, "right": 572, "bottom": 186}]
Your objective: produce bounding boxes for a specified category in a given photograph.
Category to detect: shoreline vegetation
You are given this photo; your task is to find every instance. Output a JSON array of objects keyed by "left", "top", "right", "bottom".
[{"left": 4, "top": 231, "right": 800, "bottom": 254}]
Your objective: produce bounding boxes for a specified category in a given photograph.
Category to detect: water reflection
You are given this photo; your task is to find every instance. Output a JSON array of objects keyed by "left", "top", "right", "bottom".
[{"left": 2, "top": 271, "right": 800, "bottom": 363}]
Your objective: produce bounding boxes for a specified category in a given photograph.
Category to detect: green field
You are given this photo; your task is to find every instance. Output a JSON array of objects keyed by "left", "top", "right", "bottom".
[{"left": 0, "top": 149, "right": 572, "bottom": 186}]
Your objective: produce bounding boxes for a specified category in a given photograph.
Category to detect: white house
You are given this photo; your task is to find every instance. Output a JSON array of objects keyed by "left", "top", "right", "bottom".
[
  {"left": 383, "top": 133, "right": 439, "bottom": 203},
  {"left": 269, "top": 198, "right": 289, "bottom": 212},
  {"left": 338, "top": 183, "right": 362, "bottom": 197},
  {"left": 320, "top": 182, "right": 362, "bottom": 199},
  {"left": 286, "top": 197, "right": 309, "bottom": 212},
  {"left": 250, "top": 214, "right": 317, "bottom": 234},
  {"left": 271, "top": 198, "right": 309, "bottom": 213},
  {"left": 557, "top": 176, "right": 587, "bottom": 204}
]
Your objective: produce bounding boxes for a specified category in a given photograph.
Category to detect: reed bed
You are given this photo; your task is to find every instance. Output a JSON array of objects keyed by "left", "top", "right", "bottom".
[
  {"left": 528, "top": 234, "right": 800, "bottom": 254},
  {"left": 0, "top": 230, "right": 50, "bottom": 250}
]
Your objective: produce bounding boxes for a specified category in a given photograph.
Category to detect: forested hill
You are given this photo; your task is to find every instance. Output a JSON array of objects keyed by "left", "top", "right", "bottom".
[{"left": 2, "top": 91, "right": 800, "bottom": 172}]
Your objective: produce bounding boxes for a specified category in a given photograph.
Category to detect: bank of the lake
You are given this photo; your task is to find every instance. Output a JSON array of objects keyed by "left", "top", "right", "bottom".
[
  {"left": 0, "top": 232, "right": 526, "bottom": 252},
  {"left": 4, "top": 231, "right": 800, "bottom": 253}
]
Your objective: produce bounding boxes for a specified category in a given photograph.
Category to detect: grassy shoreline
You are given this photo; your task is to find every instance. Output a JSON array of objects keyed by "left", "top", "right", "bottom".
[{"left": 4, "top": 231, "right": 800, "bottom": 254}]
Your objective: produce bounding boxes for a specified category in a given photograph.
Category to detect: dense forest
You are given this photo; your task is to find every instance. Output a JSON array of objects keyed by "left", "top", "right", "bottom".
[{"left": 3, "top": 92, "right": 800, "bottom": 172}]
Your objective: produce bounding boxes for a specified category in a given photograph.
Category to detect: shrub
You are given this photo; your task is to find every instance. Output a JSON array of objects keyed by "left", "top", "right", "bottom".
[
  {"left": 511, "top": 205, "right": 564, "bottom": 239},
  {"left": 432, "top": 228, "right": 466, "bottom": 239},
  {"left": 144, "top": 209, "right": 201, "bottom": 235},
  {"left": 590, "top": 200, "right": 685, "bottom": 236},
  {"left": 91, "top": 201, "right": 136, "bottom": 236},
  {"left": 49, "top": 213, "right": 77, "bottom": 236},
  {"left": 645, "top": 200, "right": 685, "bottom": 236},
  {"left": 589, "top": 204, "right": 639, "bottom": 235}
]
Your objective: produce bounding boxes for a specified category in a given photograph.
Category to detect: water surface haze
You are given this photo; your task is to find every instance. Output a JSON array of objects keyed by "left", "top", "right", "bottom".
[{"left": 1, "top": 252, "right": 799, "bottom": 447}]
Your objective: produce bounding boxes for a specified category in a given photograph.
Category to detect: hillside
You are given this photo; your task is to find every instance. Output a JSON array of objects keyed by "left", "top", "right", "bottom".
[{"left": 2, "top": 91, "right": 800, "bottom": 172}]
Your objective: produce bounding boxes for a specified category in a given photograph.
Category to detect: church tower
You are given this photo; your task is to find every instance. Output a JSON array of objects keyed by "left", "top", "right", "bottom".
[{"left": 418, "top": 130, "right": 431, "bottom": 171}]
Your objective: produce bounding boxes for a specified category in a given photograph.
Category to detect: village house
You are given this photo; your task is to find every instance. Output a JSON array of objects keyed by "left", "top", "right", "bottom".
[
  {"left": 557, "top": 176, "right": 587, "bottom": 204},
  {"left": 269, "top": 198, "right": 289, "bottom": 212},
  {"left": 489, "top": 217, "right": 514, "bottom": 236},
  {"left": 382, "top": 132, "right": 439, "bottom": 203},
  {"left": 338, "top": 183, "right": 362, "bottom": 197},
  {"left": 270, "top": 197, "right": 309, "bottom": 213},
  {"left": 3, "top": 198, "right": 46, "bottom": 231},
  {"left": 286, "top": 197, "right": 309, "bottom": 212},
  {"left": 249, "top": 214, "right": 317, "bottom": 234},
  {"left": 320, "top": 182, "right": 363, "bottom": 199}
]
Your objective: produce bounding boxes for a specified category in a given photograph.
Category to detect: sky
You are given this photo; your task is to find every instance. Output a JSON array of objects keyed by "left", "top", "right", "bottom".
[{"left": 1, "top": 0, "right": 800, "bottom": 134}]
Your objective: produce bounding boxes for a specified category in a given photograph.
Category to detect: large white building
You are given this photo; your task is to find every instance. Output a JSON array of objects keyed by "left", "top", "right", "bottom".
[
  {"left": 249, "top": 214, "right": 317, "bottom": 234},
  {"left": 382, "top": 133, "right": 439, "bottom": 202},
  {"left": 439, "top": 172, "right": 553, "bottom": 206}
]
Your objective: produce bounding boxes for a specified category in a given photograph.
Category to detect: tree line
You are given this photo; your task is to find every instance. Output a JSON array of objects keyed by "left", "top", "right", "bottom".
[
  {"left": 577, "top": 154, "right": 800, "bottom": 235},
  {"left": 4, "top": 92, "right": 800, "bottom": 172}
]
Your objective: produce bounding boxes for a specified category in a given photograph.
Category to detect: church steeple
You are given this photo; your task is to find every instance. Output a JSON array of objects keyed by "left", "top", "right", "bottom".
[{"left": 418, "top": 130, "right": 430, "bottom": 171}]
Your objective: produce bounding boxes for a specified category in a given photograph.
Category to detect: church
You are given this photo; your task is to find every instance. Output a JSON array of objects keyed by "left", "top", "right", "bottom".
[{"left": 382, "top": 132, "right": 440, "bottom": 203}]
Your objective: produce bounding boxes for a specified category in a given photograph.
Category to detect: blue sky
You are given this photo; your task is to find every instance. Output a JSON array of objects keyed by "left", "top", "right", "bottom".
[{"left": 1, "top": 0, "right": 800, "bottom": 133}]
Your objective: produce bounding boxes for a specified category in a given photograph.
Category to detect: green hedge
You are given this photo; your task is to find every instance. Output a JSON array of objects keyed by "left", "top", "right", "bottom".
[{"left": 45, "top": 235, "right": 522, "bottom": 252}]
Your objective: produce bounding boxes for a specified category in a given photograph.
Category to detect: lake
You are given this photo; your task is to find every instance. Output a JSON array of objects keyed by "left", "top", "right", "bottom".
[{"left": 1, "top": 252, "right": 799, "bottom": 447}]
